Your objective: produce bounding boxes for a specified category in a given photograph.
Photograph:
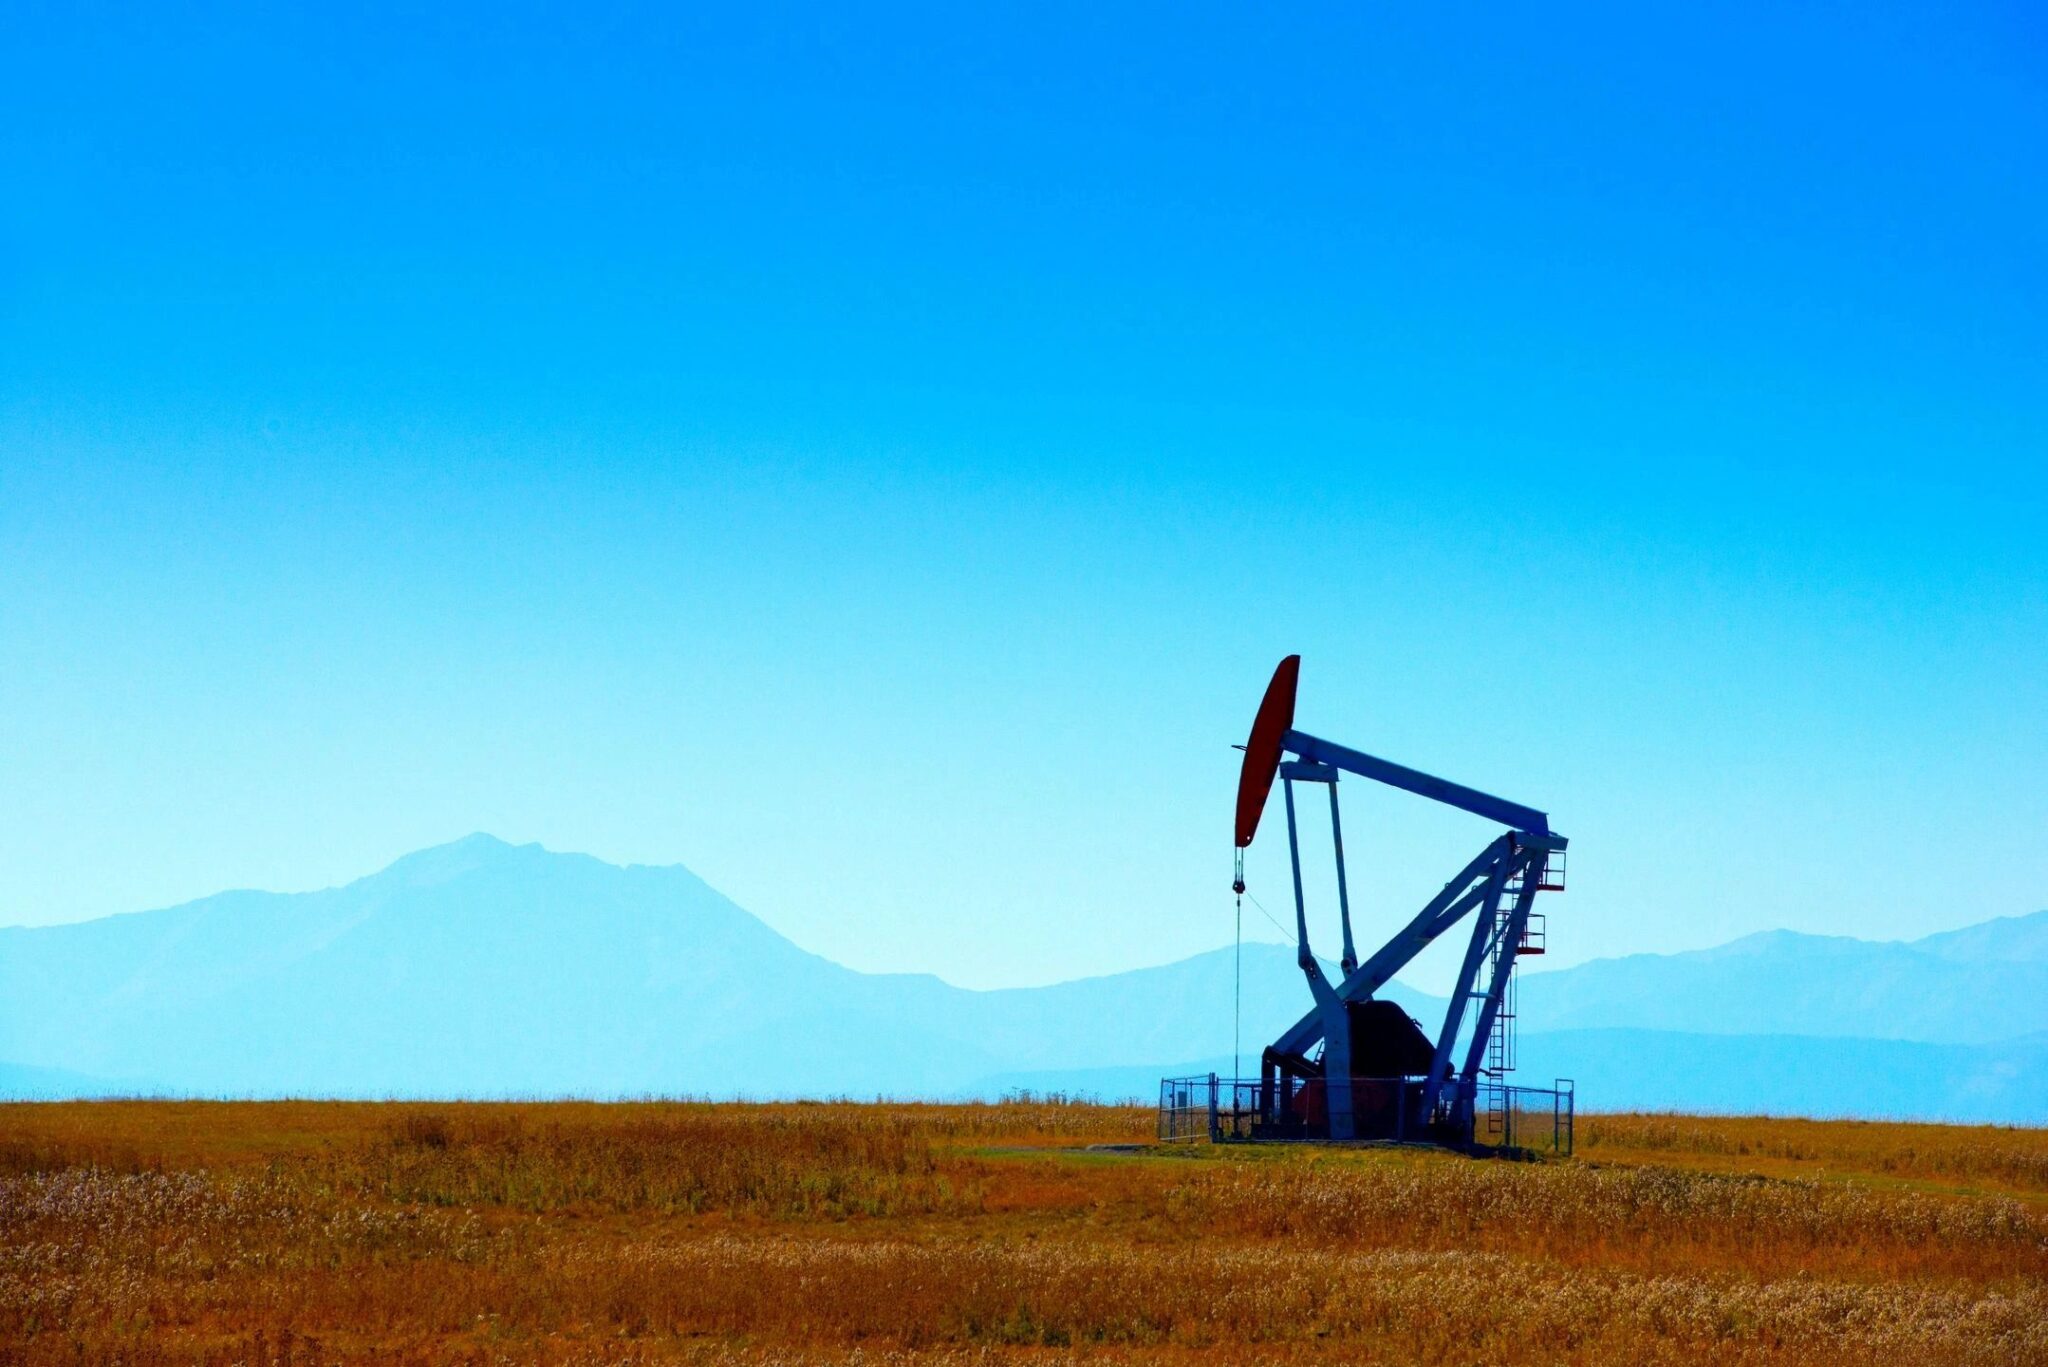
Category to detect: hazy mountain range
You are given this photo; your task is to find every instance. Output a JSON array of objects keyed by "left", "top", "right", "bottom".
[{"left": 4, "top": 835, "right": 2042, "bottom": 1122}]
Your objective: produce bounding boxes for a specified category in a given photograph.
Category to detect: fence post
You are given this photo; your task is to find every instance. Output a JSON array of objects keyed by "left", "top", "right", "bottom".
[{"left": 1207, "top": 1072, "right": 1220, "bottom": 1142}]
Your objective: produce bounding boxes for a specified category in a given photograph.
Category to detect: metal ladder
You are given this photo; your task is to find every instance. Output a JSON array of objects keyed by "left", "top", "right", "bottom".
[
  {"left": 1485, "top": 963, "right": 1517, "bottom": 1075},
  {"left": 1481, "top": 848, "right": 1565, "bottom": 1142},
  {"left": 1484, "top": 901, "right": 1519, "bottom": 1077}
]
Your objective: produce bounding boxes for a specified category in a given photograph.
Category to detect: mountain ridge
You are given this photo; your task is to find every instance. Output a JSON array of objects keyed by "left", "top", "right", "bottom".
[{"left": 2, "top": 836, "right": 2041, "bottom": 1117}]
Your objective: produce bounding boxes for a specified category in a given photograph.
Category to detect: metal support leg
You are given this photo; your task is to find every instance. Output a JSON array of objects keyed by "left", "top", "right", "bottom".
[
  {"left": 1320, "top": 996, "right": 1354, "bottom": 1141},
  {"left": 1458, "top": 848, "right": 1543, "bottom": 1090},
  {"left": 1418, "top": 852, "right": 1510, "bottom": 1136}
]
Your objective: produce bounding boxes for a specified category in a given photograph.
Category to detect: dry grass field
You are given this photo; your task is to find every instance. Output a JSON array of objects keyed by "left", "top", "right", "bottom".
[{"left": 2, "top": 1100, "right": 2044, "bottom": 1366}]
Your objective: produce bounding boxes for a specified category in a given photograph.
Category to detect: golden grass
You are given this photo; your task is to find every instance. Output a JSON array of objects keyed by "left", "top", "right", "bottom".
[
  {"left": 1, "top": 1101, "right": 2043, "bottom": 1366},
  {"left": 1580, "top": 1111, "right": 2048, "bottom": 1195}
]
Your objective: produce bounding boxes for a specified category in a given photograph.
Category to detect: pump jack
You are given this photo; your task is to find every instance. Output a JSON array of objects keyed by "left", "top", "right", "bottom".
[{"left": 1232, "top": 656, "right": 1568, "bottom": 1146}]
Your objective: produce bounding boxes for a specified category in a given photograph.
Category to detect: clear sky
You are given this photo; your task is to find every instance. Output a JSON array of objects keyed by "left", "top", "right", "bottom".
[{"left": 3, "top": 2, "right": 2043, "bottom": 991}]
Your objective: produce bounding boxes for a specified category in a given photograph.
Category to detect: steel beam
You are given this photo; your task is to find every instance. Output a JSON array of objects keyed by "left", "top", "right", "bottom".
[
  {"left": 1283, "top": 777, "right": 1312, "bottom": 970},
  {"left": 1328, "top": 781, "right": 1357, "bottom": 975},
  {"left": 1282, "top": 729, "right": 1550, "bottom": 835}
]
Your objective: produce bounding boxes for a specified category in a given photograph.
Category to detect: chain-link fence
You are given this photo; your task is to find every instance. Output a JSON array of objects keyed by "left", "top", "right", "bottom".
[
  {"left": 1157, "top": 1074, "right": 1431, "bottom": 1144},
  {"left": 1474, "top": 1078, "right": 1575, "bottom": 1156},
  {"left": 1160, "top": 1072, "right": 1575, "bottom": 1155}
]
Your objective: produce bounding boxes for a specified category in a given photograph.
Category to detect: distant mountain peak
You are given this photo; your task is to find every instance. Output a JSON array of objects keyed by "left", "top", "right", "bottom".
[
  {"left": 1696, "top": 928, "right": 1875, "bottom": 959},
  {"left": 369, "top": 832, "right": 539, "bottom": 888},
  {"left": 1911, "top": 909, "right": 2048, "bottom": 964}
]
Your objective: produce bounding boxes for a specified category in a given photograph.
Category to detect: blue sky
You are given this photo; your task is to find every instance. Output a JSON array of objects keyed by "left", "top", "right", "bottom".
[{"left": 3, "top": 2, "right": 2043, "bottom": 990}]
